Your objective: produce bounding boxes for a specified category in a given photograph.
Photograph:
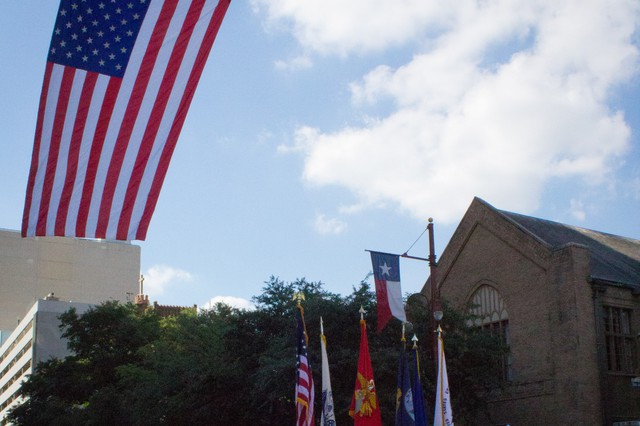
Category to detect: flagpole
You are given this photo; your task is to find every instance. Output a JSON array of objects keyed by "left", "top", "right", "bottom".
[
  {"left": 437, "top": 326, "right": 444, "bottom": 426},
  {"left": 427, "top": 218, "right": 443, "bottom": 365},
  {"left": 434, "top": 325, "right": 453, "bottom": 426},
  {"left": 411, "top": 334, "right": 428, "bottom": 426},
  {"left": 294, "top": 291, "right": 314, "bottom": 426},
  {"left": 320, "top": 316, "right": 336, "bottom": 425}
]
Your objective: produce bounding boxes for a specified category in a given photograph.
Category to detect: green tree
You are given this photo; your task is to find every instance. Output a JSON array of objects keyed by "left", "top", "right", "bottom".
[
  {"left": 7, "top": 301, "right": 161, "bottom": 425},
  {"left": 8, "top": 277, "right": 507, "bottom": 425},
  {"left": 118, "top": 304, "right": 249, "bottom": 424}
]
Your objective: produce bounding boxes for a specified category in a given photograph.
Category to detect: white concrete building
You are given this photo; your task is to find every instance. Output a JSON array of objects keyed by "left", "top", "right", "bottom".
[
  {"left": 0, "top": 229, "right": 140, "bottom": 335},
  {"left": 0, "top": 298, "right": 93, "bottom": 424}
]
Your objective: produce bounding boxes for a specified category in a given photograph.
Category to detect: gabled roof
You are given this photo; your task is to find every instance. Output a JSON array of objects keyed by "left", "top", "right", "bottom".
[{"left": 494, "top": 202, "right": 640, "bottom": 288}]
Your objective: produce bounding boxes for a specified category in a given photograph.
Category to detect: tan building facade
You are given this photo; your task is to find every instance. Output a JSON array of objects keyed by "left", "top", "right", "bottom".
[
  {"left": 428, "top": 198, "right": 640, "bottom": 425},
  {"left": 0, "top": 229, "right": 140, "bottom": 334}
]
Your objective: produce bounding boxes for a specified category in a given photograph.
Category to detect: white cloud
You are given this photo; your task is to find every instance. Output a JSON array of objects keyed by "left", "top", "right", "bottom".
[
  {"left": 271, "top": 0, "right": 639, "bottom": 223},
  {"left": 143, "top": 265, "right": 193, "bottom": 298},
  {"left": 201, "top": 296, "right": 255, "bottom": 311},
  {"left": 569, "top": 199, "right": 586, "bottom": 221},
  {"left": 256, "top": 129, "right": 275, "bottom": 145},
  {"left": 274, "top": 54, "right": 313, "bottom": 71},
  {"left": 338, "top": 203, "right": 369, "bottom": 215},
  {"left": 314, "top": 213, "right": 347, "bottom": 235},
  {"left": 252, "top": 0, "right": 451, "bottom": 56}
]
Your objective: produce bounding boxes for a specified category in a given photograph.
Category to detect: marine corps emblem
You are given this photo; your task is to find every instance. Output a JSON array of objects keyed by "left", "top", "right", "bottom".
[{"left": 353, "top": 372, "right": 378, "bottom": 417}]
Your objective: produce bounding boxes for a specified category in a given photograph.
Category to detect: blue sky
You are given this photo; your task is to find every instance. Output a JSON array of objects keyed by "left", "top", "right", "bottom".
[{"left": 1, "top": 0, "right": 639, "bottom": 310}]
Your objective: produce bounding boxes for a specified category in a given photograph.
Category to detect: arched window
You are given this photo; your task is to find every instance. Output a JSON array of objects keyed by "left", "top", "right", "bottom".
[
  {"left": 468, "top": 284, "right": 508, "bottom": 327},
  {"left": 467, "top": 284, "right": 511, "bottom": 381}
]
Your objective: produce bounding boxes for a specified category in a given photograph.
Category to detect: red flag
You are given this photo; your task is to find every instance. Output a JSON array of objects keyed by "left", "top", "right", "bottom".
[
  {"left": 296, "top": 305, "right": 315, "bottom": 426},
  {"left": 22, "top": 0, "right": 230, "bottom": 241},
  {"left": 349, "top": 319, "right": 382, "bottom": 425}
]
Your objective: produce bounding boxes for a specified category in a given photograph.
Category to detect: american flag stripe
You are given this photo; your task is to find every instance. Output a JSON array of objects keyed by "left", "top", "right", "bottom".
[
  {"left": 60, "top": 71, "right": 95, "bottom": 235},
  {"left": 296, "top": 309, "right": 315, "bottom": 426},
  {"left": 130, "top": 0, "right": 229, "bottom": 240},
  {"left": 22, "top": 62, "right": 52, "bottom": 237},
  {"left": 77, "top": 76, "right": 121, "bottom": 237},
  {"left": 39, "top": 67, "right": 76, "bottom": 236},
  {"left": 297, "top": 363, "right": 311, "bottom": 394},
  {"left": 111, "top": 1, "right": 217, "bottom": 239},
  {"left": 87, "top": 2, "right": 167, "bottom": 237},
  {"left": 114, "top": 0, "right": 207, "bottom": 239},
  {"left": 296, "top": 359, "right": 313, "bottom": 425},
  {"left": 95, "top": 0, "right": 177, "bottom": 238},
  {"left": 32, "top": 64, "right": 59, "bottom": 236},
  {"left": 29, "top": 64, "right": 65, "bottom": 236},
  {"left": 22, "top": 0, "right": 230, "bottom": 241},
  {"left": 54, "top": 71, "right": 97, "bottom": 236},
  {"left": 48, "top": 68, "right": 85, "bottom": 236}
]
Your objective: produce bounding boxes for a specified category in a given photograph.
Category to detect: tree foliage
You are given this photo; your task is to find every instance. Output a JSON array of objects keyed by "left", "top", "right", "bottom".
[
  {"left": 8, "top": 302, "right": 161, "bottom": 425},
  {"left": 8, "top": 277, "right": 507, "bottom": 425}
]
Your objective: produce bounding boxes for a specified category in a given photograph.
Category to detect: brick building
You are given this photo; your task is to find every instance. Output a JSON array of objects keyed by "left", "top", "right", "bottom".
[
  {"left": 133, "top": 275, "right": 197, "bottom": 317},
  {"left": 427, "top": 197, "right": 640, "bottom": 425}
]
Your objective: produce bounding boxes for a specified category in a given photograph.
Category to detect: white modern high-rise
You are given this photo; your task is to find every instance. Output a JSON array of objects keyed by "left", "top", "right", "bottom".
[{"left": 0, "top": 298, "right": 93, "bottom": 424}]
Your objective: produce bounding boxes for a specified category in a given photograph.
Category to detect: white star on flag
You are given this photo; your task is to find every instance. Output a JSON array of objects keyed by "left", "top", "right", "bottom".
[{"left": 380, "top": 262, "right": 392, "bottom": 276}]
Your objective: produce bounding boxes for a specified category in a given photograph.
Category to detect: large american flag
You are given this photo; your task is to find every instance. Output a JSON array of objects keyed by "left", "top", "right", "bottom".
[
  {"left": 296, "top": 307, "right": 315, "bottom": 426},
  {"left": 22, "top": 0, "right": 230, "bottom": 241}
]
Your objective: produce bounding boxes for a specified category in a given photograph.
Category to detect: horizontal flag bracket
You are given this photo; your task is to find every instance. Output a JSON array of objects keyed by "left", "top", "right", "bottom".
[{"left": 364, "top": 249, "right": 428, "bottom": 262}]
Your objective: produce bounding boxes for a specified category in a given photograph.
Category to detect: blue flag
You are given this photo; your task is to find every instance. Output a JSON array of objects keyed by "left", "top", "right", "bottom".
[
  {"left": 395, "top": 345, "right": 415, "bottom": 426},
  {"left": 411, "top": 346, "right": 427, "bottom": 426}
]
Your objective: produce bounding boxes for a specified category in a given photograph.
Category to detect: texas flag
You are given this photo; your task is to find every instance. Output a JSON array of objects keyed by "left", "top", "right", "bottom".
[{"left": 370, "top": 251, "right": 406, "bottom": 332}]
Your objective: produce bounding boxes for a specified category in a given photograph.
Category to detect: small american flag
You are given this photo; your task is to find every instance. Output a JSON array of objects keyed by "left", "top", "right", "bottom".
[
  {"left": 22, "top": 0, "right": 230, "bottom": 240},
  {"left": 296, "top": 306, "right": 315, "bottom": 426}
]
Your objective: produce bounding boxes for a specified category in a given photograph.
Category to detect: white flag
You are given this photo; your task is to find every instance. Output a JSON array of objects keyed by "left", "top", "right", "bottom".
[
  {"left": 320, "top": 318, "right": 337, "bottom": 425},
  {"left": 434, "top": 331, "right": 454, "bottom": 426}
]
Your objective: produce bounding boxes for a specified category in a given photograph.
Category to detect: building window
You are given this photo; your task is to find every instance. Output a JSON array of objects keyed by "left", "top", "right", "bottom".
[
  {"left": 604, "top": 306, "right": 635, "bottom": 373},
  {"left": 467, "top": 284, "right": 511, "bottom": 381}
]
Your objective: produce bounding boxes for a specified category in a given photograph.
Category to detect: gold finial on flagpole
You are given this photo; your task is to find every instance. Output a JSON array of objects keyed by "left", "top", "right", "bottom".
[
  {"left": 292, "top": 291, "right": 306, "bottom": 308},
  {"left": 412, "top": 334, "right": 418, "bottom": 349}
]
